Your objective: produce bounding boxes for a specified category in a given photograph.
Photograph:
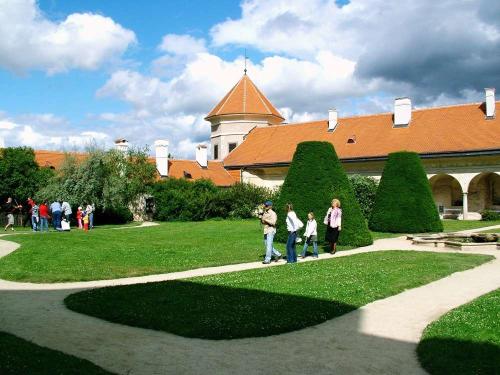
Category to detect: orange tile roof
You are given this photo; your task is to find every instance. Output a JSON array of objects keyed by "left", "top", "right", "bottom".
[
  {"left": 167, "top": 159, "right": 236, "bottom": 186},
  {"left": 34, "top": 150, "right": 86, "bottom": 169},
  {"left": 223, "top": 102, "right": 500, "bottom": 167},
  {"left": 205, "top": 74, "right": 284, "bottom": 122},
  {"left": 35, "top": 151, "right": 235, "bottom": 186}
]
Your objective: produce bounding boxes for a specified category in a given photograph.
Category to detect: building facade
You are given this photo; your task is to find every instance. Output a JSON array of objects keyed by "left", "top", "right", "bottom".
[{"left": 207, "top": 75, "right": 500, "bottom": 220}]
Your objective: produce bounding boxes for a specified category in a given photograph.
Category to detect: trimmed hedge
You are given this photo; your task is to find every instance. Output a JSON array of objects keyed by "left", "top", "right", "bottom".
[
  {"left": 369, "top": 151, "right": 443, "bottom": 233},
  {"left": 152, "top": 179, "right": 277, "bottom": 221},
  {"left": 275, "top": 141, "right": 373, "bottom": 247}
]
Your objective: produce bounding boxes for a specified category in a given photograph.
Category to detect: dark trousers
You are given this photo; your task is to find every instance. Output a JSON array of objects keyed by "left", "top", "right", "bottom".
[
  {"left": 286, "top": 231, "right": 297, "bottom": 263},
  {"left": 52, "top": 211, "right": 62, "bottom": 229}
]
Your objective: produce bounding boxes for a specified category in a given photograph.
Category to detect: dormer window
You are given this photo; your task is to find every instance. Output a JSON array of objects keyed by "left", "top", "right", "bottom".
[
  {"left": 347, "top": 136, "right": 356, "bottom": 144},
  {"left": 183, "top": 171, "right": 192, "bottom": 179}
]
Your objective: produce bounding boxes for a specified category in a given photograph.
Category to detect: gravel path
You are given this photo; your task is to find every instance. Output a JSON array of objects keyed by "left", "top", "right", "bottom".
[{"left": 0, "top": 224, "right": 499, "bottom": 375}]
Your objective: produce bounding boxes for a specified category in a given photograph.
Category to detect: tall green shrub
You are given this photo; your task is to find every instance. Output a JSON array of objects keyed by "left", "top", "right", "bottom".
[
  {"left": 275, "top": 141, "right": 373, "bottom": 247},
  {"left": 369, "top": 151, "right": 443, "bottom": 233},
  {"left": 348, "top": 174, "right": 379, "bottom": 219}
]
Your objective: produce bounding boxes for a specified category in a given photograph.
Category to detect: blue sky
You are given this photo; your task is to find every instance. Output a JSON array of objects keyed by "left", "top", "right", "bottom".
[{"left": 0, "top": 0, "right": 498, "bottom": 156}]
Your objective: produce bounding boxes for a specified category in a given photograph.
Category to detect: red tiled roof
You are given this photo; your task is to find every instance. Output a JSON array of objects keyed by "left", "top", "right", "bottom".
[
  {"left": 205, "top": 74, "right": 284, "bottom": 122},
  {"left": 223, "top": 102, "right": 500, "bottom": 167},
  {"left": 35, "top": 151, "right": 235, "bottom": 186}
]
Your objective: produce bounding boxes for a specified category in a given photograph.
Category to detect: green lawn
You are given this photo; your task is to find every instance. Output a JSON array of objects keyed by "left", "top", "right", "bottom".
[
  {"left": 0, "top": 220, "right": 357, "bottom": 283},
  {"left": 0, "top": 331, "right": 113, "bottom": 375},
  {"left": 417, "top": 288, "right": 500, "bottom": 374},
  {"left": 441, "top": 220, "right": 500, "bottom": 232},
  {"left": 65, "top": 251, "right": 492, "bottom": 340}
]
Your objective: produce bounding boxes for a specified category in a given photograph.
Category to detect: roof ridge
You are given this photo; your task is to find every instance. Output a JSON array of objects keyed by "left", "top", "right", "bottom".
[
  {"left": 242, "top": 75, "right": 247, "bottom": 113},
  {"left": 215, "top": 77, "right": 243, "bottom": 116},
  {"left": 250, "top": 78, "right": 272, "bottom": 114}
]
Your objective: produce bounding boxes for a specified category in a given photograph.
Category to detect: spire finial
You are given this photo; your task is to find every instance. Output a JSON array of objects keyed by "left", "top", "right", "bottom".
[{"left": 244, "top": 48, "right": 247, "bottom": 75}]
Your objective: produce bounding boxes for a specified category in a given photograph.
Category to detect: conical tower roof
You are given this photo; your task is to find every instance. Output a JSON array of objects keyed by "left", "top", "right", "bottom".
[{"left": 205, "top": 74, "right": 284, "bottom": 122}]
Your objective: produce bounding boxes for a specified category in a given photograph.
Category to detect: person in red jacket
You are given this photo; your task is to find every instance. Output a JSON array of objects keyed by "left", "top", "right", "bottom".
[{"left": 39, "top": 201, "right": 50, "bottom": 232}]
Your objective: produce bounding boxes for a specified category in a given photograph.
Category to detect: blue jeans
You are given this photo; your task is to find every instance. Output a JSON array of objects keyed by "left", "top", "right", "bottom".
[
  {"left": 52, "top": 211, "right": 62, "bottom": 229},
  {"left": 301, "top": 240, "right": 318, "bottom": 257},
  {"left": 264, "top": 231, "right": 281, "bottom": 263},
  {"left": 286, "top": 231, "right": 297, "bottom": 263},
  {"left": 40, "top": 217, "right": 49, "bottom": 232},
  {"left": 89, "top": 212, "right": 94, "bottom": 228},
  {"left": 31, "top": 215, "right": 39, "bottom": 231}
]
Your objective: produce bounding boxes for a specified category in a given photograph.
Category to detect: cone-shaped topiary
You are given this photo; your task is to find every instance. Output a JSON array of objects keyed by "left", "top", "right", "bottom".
[
  {"left": 369, "top": 151, "right": 443, "bottom": 233},
  {"left": 275, "top": 141, "right": 373, "bottom": 247}
]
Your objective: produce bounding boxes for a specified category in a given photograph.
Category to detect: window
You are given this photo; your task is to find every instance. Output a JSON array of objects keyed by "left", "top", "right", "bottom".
[
  {"left": 347, "top": 136, "right": 356, "bottom": 144},
  {"left": 213, "top": 145, "right": 219, "bottom": 160},
  {"left": 228, "top": 142, "right": 237, "bottom": 153}
]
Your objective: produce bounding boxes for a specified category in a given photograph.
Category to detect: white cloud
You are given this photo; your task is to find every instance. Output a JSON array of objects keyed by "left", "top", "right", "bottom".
[
  {"left": 159, "top": 34, "right": 206, "bottom": 55},
  {"left": 0, "top": 0, "right": 136, "bottom": 74}
]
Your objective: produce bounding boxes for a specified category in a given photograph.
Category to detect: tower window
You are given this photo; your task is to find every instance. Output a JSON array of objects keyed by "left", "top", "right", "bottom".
[
  {"left": 228, "top": 142, "right": 237, "bottom": 153},
  {"left": 214, "top": 145, "right": 219, "bottom": 159}
]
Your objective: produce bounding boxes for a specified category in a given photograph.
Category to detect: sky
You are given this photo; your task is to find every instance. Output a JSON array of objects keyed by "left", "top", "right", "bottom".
[{"left": 0, "top": 0, "right": 499, "bottom": 157}]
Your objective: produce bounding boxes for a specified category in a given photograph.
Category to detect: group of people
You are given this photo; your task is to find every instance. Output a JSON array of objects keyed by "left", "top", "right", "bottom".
[
  {"left": 2, "top": 197, "right": 95, "bottom": 232},
  {"left": 260, "top": 199, "right": 342, "bottom": 264}
]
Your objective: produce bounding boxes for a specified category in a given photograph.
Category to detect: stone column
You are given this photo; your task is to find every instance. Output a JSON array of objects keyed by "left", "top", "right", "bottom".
[{"left": 462, "top": 192, "right": 468, "bottom": 220}]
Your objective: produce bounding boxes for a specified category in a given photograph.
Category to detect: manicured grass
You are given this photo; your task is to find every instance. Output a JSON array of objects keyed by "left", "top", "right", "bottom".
[
  {"left": 370, "top": 231, "right": 403, "bottom": 240},
  {"left": 441, "top": 220, "right": 500, "bottom": 232},
  {"left": 0, "top": 331, "right": 113, "bottom": 375},
  {"left": 0, "top": 220, "right": 354, "bottom": 283},
  {"left": 65, "top": 251, "right": 492, "bottom": 340},
  {"left": 417, "top": 288, "right": 500, "bottom": 375}
]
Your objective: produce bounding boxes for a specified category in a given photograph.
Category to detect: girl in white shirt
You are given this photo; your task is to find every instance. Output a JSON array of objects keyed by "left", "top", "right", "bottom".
[
  {"left": 324, "top": 199, "right": 342, "bottom": 254},
  {"left": 285, "top": 203, "right": 301, "bottom": 263},
  {"left": 300, "top": 212, "right": 318, "bottom": 258}
]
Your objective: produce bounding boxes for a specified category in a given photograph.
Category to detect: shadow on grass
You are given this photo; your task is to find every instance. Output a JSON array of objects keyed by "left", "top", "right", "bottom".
[
  {"left": 0, "top": 331, "right": 114, "bottom": 375},
  {"left": 417, "top": 337, "right": 500, "bottom": 375},
  {"left": 65, "top": 280, "right": 357, "bottom": 340}
]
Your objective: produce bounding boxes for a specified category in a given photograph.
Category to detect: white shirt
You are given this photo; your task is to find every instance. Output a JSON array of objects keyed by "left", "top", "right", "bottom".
[
  {"left": 304, "top": 219, "right": 317, "bottom": 237},
  {"left": 286, "top": 211, "right": 299, "bottom": 232}
]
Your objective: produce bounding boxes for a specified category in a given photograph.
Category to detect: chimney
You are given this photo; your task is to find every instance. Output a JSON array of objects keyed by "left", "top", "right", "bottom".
[
  {"left": 394, "top": 97, "right": 412, "bottom": 127},
  {"left": 328, "top": 109, "right": 338, "bottom": 132},
  {"left": 154, "top": 140, "right": 169, "bottom": 177},
  {"left": 196, "top": 144, "right": 208, "bottom": 168},
  {"left": 114, "top": 138, "right": 129, "bottom": 152},
  {"left": 485, "top": 88, "right": 496, "bottom": 119}
]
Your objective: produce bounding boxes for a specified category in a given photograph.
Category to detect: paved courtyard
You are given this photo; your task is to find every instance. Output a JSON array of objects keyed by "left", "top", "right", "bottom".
[{"left": 0, "top": 224, "right": 499, "bottom": 374}]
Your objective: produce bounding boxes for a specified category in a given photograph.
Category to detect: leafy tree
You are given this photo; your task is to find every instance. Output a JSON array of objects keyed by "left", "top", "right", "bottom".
[
  {"left": 348, "top": 174, "right": 379, "bottom": 219},
  {"left": 275, "top": 141, "right": 373, "bottom": 247},
  {"left": 369, "top": 151, "right": 443, "bottom": 233},
  {"left": 37, "top": 147, "right": 156, "bottom": 223},
  {"left": 0, "top": 147, "right": 54, "bottom": 202}
]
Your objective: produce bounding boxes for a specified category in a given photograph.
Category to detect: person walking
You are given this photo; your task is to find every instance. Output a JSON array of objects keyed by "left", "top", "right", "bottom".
[
  {"left": 50, "top": 200, "right": 62, "bottom": 230},
  {"left": 61, "top": 200, "right": 72, "bottom": 222},
  {"left": 324, "top": 199, "right": 342, "bottom": 254},
  {"left": 31, "top": 200, "right": 40, "bottom": 232},
  {"left": 3, "top": 197, "right": 21, "bottom": 231},
  {"left": 261, "top": 201, "right": 282, "bottom": 264},
  {"left": 300, "top": 212, "right": 318, "bottom": 258},
  {"left": 76, "top": 206, "right": 83, "bottom": 229},
  {"left": 86, "top": 203, "right": 94, "bottom": 229},
  {"left": 39, "top": 200, "right": 49, "bottom": 232},
  {"left": 285, "top": 203, "right": 301, "bottom": 263}
]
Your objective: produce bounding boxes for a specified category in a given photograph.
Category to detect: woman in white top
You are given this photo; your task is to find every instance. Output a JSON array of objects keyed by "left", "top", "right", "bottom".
[
  {"left": 324, "top": 199, "right": 342, "bottom": 254},
  {"left": 300, "top": 212, "right": 318, "bottom": 258},
  {"left": 285, "top": 203, "right": 301, "bottom": 263}
]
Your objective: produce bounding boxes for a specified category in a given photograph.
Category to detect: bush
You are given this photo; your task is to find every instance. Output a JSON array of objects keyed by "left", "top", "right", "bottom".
[
  {"left": 348, "top": 174, "right": 378, "bottom": 219},
  {"left": 152, "top": 179, "right": 276, "bottom": 221},
  {"left": 275, "top": 141, "right": 373, "bottom": 247},
  {"left": 369, "top": 151, "right": 443, "bottom": 233},
  {"left": 481, "top": 210, "right": 500, "bottom": 221}
]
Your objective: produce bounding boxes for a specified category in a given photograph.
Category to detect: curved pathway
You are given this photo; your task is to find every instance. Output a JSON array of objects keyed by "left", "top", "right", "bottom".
[{"left": 0, "top": 226, "right": 499, "bottom": 374}]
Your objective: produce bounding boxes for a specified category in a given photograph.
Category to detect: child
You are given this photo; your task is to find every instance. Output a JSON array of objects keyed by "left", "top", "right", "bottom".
[
  {"left": 31, "top": 201, "right": 40, "bottom": 232},
  {"left": 82, "top": 210, "right": 89, "bottom": 232},
  {"left": 76, "top": 206, "right": 83, "bottom": 229},
  {"left": 300, "top": 212, "right": 318, "bottom": 258}
]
